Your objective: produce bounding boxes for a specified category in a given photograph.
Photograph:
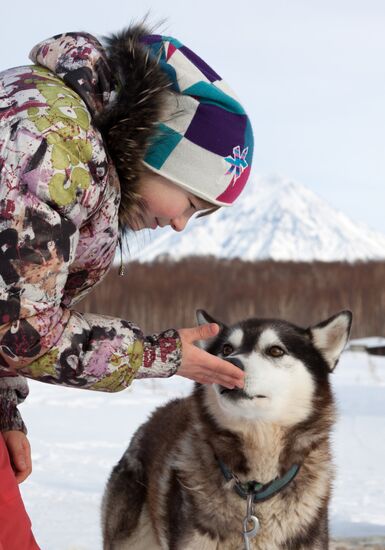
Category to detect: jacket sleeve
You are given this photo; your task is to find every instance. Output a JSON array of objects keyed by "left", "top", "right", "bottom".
[
  {"left": 0, "top": 375, "right": 28, "bottom": 433},
  {"left": 0, "top": 94, "right": 181, "bottom": 393}
]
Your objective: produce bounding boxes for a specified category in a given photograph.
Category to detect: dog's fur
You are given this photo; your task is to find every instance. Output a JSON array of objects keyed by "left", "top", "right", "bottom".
[{"left": 102, "top": 310, "right": 352, "bottom": 549}]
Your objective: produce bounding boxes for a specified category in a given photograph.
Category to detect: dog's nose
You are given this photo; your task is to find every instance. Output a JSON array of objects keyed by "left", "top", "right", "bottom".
[{"left": 225, "top": 357, "right": 245, "bottom": 371}]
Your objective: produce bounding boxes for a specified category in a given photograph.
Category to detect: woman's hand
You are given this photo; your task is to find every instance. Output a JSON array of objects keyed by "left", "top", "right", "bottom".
[
  {"left": 2, "top": 430, "right": 32, "bottom": 484},
  {"left": 177, "top": 323, "right": 245, "bottom": 388}
]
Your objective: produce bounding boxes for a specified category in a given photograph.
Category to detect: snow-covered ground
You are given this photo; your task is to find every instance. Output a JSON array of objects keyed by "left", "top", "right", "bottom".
[{"left": 19, "top": 346, "right": 385, "bottom": 549}]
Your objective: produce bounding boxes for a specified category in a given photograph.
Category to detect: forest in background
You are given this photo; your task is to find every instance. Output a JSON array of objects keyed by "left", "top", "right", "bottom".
[{"left": 77, "top": 258, "right": 385, "bottom": 338}]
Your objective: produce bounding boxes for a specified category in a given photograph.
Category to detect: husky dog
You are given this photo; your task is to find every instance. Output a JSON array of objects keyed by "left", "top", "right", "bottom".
[{"left": 102, "top": 310, "right": 352, "bottom": 550}]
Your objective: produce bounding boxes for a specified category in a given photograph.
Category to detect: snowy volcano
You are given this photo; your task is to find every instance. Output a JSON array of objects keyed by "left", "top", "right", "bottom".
[{"left": 124, "top": 175, "right": 385, "bottom": 262}]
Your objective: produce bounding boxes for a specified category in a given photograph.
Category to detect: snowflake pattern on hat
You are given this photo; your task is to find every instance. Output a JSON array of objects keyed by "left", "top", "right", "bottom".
[{"left": 225, "top": 146, "right": 249, "bottom": 183}]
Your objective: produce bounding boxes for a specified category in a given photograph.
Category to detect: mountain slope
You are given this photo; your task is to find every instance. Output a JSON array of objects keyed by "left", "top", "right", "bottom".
[{"left": 124, "top": 175, "right": 385, "bottom": 262}]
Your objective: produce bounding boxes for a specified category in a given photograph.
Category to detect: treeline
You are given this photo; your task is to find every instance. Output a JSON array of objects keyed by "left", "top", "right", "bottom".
[{"left": 77, "top": 258, "right": 385, "bottom": 338}]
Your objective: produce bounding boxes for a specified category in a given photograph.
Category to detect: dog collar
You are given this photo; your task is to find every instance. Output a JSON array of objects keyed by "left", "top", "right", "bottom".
[{"left": 217, "top": 458, "right": 301, "bottom": 503}]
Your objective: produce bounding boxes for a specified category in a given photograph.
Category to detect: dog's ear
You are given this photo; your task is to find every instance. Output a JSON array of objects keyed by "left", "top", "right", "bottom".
[
  {"left": 196, "top": 309, "right": 224, "bottom": 328},
  {"left": 309, "top": 311, "right": 352, "bottom": 371},
  {"left": 195, "top": 310, "right": 225, "bottom": 350}
]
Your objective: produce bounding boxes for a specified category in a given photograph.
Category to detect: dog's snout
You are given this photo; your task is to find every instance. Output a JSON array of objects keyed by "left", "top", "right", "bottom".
[{"left": 225, "top": 357, "right": 245, "bottom": 371}]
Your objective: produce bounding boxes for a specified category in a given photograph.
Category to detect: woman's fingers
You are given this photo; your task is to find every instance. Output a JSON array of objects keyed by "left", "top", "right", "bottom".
[
  {"left": 191, "top": 347, "right": 244, "bottom": 385},
  {"left": 18, "top": 437, "right": 32, "bottom": 484},
  {"left": 2, "top": 430, "right": 33, "bottom": 484},
  {"left": 200, "top": 351, "right": 243, "bottom": 382},
  {"left": 177, "top": 327, "right": 245, "bottom": 387},
  {"left": 180, "top": 371, "right": 240, "bottom": 389},
  {"left": 182, "top": 373, "right": 234, "bottom": 388}
]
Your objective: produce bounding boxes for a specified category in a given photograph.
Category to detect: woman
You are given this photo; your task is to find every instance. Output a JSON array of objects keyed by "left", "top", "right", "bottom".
[{"left": 0, "top": 23, "right": 253, "bottom": 547}]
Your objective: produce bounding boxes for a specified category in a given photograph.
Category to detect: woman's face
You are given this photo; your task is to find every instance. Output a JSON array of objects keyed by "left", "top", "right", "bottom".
[{"left": 133, "top": 171, "right": 213, "bottom": 232}]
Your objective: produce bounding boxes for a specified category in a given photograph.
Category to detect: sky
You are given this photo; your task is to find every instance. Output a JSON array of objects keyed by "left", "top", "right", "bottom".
[{"left": 2, "top": 0, "right": 385, "bottom": 232}]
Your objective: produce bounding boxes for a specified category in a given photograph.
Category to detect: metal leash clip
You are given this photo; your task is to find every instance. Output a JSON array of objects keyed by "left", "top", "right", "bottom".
[{"left": 242, "top": 493, "right": 260, "bottom": 549}]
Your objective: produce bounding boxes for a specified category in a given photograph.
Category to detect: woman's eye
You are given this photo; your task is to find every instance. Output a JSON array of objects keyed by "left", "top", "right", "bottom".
[
  {"left": 267, "top": 346, "right": 285, "bottom": 358},
  {"left": 222, "top": 344, "right": 234, "bottom": 357}
]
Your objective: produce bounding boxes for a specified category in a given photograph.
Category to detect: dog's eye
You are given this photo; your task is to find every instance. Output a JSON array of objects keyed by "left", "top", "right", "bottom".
[
  {"left": 222, "top": 344, "right": 234, "bottom": 356},
  {"left": 267, "top": 346, "right": 285, "bottom": 358}
]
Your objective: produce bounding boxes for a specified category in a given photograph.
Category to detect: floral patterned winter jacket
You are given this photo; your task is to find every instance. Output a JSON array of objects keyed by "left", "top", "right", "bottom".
[{"left": 0, "top": 31, "right": 181, "bottom": 432}]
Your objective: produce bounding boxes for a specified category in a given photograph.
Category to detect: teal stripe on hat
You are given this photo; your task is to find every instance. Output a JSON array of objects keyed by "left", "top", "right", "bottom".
[
  {"left": 146, "top": 40, "right": 180, "bottom": 92},
  {"left": 144, "top": 123, "right": 183, "bottom": 169},
  {"left": 161, "top": 36, "right": 184, "bottom": 49},
  {"left": 184, "top": 82, "right": 246, "bottom": 115}
]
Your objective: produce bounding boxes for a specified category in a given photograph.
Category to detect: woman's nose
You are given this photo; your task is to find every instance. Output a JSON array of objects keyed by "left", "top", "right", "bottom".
[{"left": 170, "top": 214, "right": 189, "bottom": 232}]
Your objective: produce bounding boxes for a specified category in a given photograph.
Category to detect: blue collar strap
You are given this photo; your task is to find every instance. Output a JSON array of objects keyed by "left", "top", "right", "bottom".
[{"left": 217, "top": 458, "right": 301, "bottom": 503}]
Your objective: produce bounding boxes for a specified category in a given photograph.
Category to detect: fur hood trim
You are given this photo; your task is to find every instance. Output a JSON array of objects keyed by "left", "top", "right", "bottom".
[{"left": 95, "top": 25, "right": 172, "bottom": 230}]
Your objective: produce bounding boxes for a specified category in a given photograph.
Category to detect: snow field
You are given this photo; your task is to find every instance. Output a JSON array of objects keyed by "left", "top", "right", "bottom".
[{"left": 19, "top": 349, "right": 385, "bottom": 549}]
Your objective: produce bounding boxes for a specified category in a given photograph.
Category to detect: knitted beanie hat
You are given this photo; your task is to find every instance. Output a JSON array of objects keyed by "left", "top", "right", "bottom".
[{"left": 141, "top": 35, "right": 254, "bottom": 207}]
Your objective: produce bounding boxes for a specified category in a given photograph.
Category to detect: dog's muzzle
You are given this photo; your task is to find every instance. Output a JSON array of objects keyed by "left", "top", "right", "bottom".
[
  {"left": 219, "top": 357, "right": 267, "bottom": 400},
  {"left": 225, "top": 357, "right": 245, "bottom": 371},
  {"left": 219, "top": 357, "right": 252, "bottom": 398}
]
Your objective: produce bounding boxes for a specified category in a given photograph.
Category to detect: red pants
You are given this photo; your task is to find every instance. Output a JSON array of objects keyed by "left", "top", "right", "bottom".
[{"left": 0, "top": 434, "right": 39, "bottom": 550}]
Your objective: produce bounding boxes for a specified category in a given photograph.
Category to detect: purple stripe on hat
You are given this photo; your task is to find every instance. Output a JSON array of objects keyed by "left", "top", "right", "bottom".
[
  {"left": 140, "top": 35, "right": 163, "bottom": 45},
  {"left": 179, "top": 46, "right": 221, "bottom": 83},
  {"left": 185, "top": 103, "right": 247, "bottom": 156}
]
